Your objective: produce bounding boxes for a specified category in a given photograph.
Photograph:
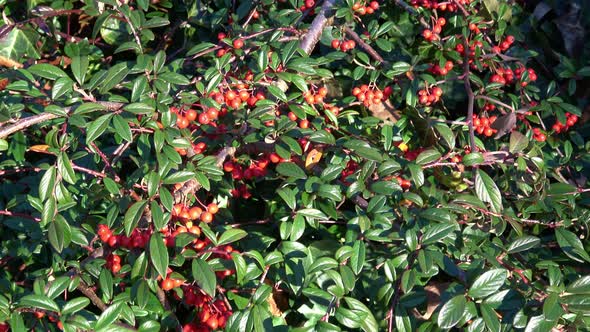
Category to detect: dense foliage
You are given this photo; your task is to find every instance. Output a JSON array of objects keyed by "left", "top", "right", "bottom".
[{"left": 1, "top": 0, "right": 590, "bottom": 331}]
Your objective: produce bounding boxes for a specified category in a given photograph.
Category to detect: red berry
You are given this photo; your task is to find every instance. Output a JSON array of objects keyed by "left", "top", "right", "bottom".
[{"left": 233, "top": 39, "right": 244, "bottom": 49}]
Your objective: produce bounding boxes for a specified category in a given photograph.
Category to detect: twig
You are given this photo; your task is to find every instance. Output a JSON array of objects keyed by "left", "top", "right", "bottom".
[
  {"left": 0, "top": 102, "right": 124, "bottom": 139},
  {"left": 117, "top": 10, "right": 143, "bottom": 53},
  {"left": 76, "top": 280, "right": 107, "bottom": 311},
  {"left": 156, "top": 287, "right": 182, "bottom": 332},
  {"left": 461, "top": 37, "right": 476, "bottom": 151},
  {"left": 0, "top": 112, "right": 60, "bottom": 139},
  {"left": 344, "top": 26, "right": 387, "bottom": 64},
  {"left": 393, "top": 0, "right": 429, "bottom": 28},
  {"left": 0, "top": 210, "right": 40, "bottom": 222},
  {"left": 300, "top": 0, "right": 337, "bottom": 54},
  {"left": 475, "top": 95, "right": 514, "bottom": 112},
  {"left": 451, "top": 0, "right": 470, "bottom": 16}
]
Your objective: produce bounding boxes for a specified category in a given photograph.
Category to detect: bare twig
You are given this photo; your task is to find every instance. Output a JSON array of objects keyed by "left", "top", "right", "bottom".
[
  {"left": 461, "top": 37, "right": 476, "bottom": 151},
  {"left": 344, "top": 26, "right": 387, "bottom": 64},
  {"left": 0, "top": 102, "right": 124, "bottom": 139},
  {"left": 300, "top": 0, "right": 337, "bottom": 54}
]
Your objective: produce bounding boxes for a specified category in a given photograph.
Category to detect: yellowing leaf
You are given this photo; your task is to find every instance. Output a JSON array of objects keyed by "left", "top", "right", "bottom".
[
  {"left": 305, "top": 147, "right": 323, "bottom": 169},
  {"left": 28, "top": 145, "right": 51, "bottom": 153}
]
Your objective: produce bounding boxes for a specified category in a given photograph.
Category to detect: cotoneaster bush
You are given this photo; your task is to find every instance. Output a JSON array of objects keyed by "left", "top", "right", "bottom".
[{"left": 0, "top": 0, "right": 590, "bottom": 331}]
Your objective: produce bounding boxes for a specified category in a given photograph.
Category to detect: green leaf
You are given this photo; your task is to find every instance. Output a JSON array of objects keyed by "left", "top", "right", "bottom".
[
  {"left": 421, "top": 223, "right": 456, "bottom": 245},
  {"left": 112, "top": 115, "right": 132, "bottom": 142},
  {"left": 57, "top": 152, "right": 77, "bottom": 184},
  {"left": 555, "top": 228, "right": 590, "bottom": 263},
  {"left": 468, "top": 269, "right": 507, "bottom": 298},
  {"left": 462, "top": 152, "right": 484, "bottom": 167},
  {"left": 566, "top": 275, "right": 590, "bottom": 294},
  {"left": 124, "top": 200, "right": 147, "bottom": 236},
  {"left": 344, "top": 297, "right": 379, "bottom": 332},
  {"left": 388, "top": 62, "right": 412, "bottom": 77},
  {"left": 218, "top": 229, "right": 247, "bottom": 246},
  {"left": 39, "top": 166, "right": 56, "bottom": 202},
  {"left": 0, "top": 27, "right": 40, "bottom": 61},
  {"left": 123, "top": 102, "right": 155, "bottom": 114},
  {"left": 158, "top": 72, "right": 190, "bottom": 85},
  {"left": 86, "top": 113, "right": 114, "bottom": 145},
  {"left": 480, "top": 303, "right": 501, "bottom": 332},
  {"left": 149, "top": 233, "right": 169, "bottom": 279},
  {"left": 437, "top": 295, "right": 466, "bottom": 329},
  {"left": 52, "top": 77, "right": 73, "bottom": 100},
  {"left": 343, "top": 140, "right": 383, "bottom": 161},
  {"left": 475, "top": 169, "right": 503, "bottom": 213},
  {"left": 61, "top": 297, "right": 90, "bottom": 316},
  {"left": 415, "top": 149, "right": 441, "bottom": 165},
  {"left": 28, "top": 64, "right": 68, "bottom": 80},
  {"left": 276, "top": 162, "right": 307, "bottom": 179},
  {"left": 507, "top": 235, "right": 540, "bottom": 253},
  {"left": 95, "top": 302, "right": 123, "bottom": 331},
  {"left": 192, "top": 258, "right": 216, "bottom": 297},
  {"left": 99, "top": 62, "right": 129, "bottom": 94},
  {"left": 17, "top": 294, "right": 60, "bottom": 313},
  {"left": 162, "top": 171, "right": 195, "bottom": 184},
  {"left": 48, "top": 216, "right": 71, "bottom": 253},
  {"left": 350, "top": 240, "right": 365, "bottom": 275}
]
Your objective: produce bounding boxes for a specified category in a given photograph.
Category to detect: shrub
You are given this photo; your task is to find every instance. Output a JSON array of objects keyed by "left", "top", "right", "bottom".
[{"left": 0, "top": 0, "right": 590, "bottom": 331}]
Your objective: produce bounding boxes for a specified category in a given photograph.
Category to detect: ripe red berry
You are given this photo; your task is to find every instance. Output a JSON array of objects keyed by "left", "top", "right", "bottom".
[{"left": 233, "top": 39, "right": 244, "bottom": 49}]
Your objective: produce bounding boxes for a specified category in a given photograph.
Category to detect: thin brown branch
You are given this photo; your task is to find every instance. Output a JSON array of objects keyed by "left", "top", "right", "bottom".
[
  {"left": 76, "top": 280, "right": 107, "bottom": 311},
  {"left": 461, "top": 37, "right": 476, "bottom": 151},
  {"left": 0, "top": 210, "right": 40, "bottom": 222},
  {"left": 344, "top": 26, "right": 387, "bottom": 64},
  {"left": 300, "top": 0, "right": 337, "bottom": 54},
  {"left": 156, "top": 287, "right": 182, "bottom": 332},
  {"left": 0, "top": 102, "right": 124, "bottom": 139}
]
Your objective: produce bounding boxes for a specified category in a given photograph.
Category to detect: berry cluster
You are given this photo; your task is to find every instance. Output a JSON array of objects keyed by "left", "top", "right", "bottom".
[
  {"left": 182, "top": 293, "right": 232, "bottom": 331},
  {"left": 303, "top": 86, "right": 328, "bottom": 105},
  {"left": 172, "top": 202, "right": 219, "bottom": 224},
  {"left": 106, "top": 254, "right": 122, "bottom": 273},
  {"left": 473, "top": 114, "right": 498, "bottom": 137},
  {"left": 161, "top": 271, "right": 184, "bottom": 291},
  {"left": 490, "top": 67, "right": 537, "bottom": 87},
  {"left": 410, "top": 0, "right": 471, "bottom": 11},
  {"left": 552, "top": 113, "right": 578, "bottom": 133},
  {"left": 299, "top": 0, "right": 316, "bottom": 12},
  {"left": 428, "top": 60, "right": 454, "bottom": 76},
  {"left": 532, "top": 128, "right": 546, "bottom": 142},
  {"left": 213, "top": 245, "right": 237, "bottom": 279},
  {"left": 492, "top": 35, "right": 515, "bottom": 53},
  {"left": 331, "top": 39, "right": 356, "bottom": 52},
  {"left": 422, "top": 17, "right": 446, "bottom": 42},
  {"left": 418, "top": 86, "right": 442, "bottom": 105},
  {"left": 214, "top": 33, "right": 246, "bottom": 57},
  {"left": 352, "top": 1, "right": 380, "bottom": 15},
  {"left": 172, "top": 106, "right": 220, "bottom": 130},
  {"left": 456, "top": 40, "right": 484, "bottom": 58},
  {"left": 224, "top": 158, "right": 269, "bottom": 181},
  {"left": 352, "top": 84, "right": 392, "bottom": 107},
  {"left": 208, "top": 83, "right": 266, "bottom": 110}
]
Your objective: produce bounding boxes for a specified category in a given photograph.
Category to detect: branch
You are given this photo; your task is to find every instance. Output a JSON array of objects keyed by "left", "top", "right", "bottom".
[
  {"left": 0, "top": 112, "right": 59, "bottom": 139},
  {"left": 156, "top": 287, "right": 182, "bottom": 332},
  {"left": 300, "top": 0, "right": 337, "bottom": 54},
  {"left": 76, "top": 280, "right": 107, "bottom": 311},
  {"left": 0, "top": 102, "right": 124, "bottom": 139},
  {"left": 461, "top": 37, "right": 476, "bottom": 151},
  {"left": 344, "top": 26, "right": 387, "bottom": 64}
]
